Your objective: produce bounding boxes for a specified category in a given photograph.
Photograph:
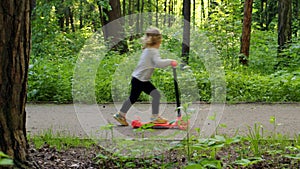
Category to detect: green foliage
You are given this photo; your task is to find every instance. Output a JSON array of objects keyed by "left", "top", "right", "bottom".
[
  {"left": 28, "top": 129, "right": 95, "bottom": 150},
  {"left": 28, "top": 0, "right": 300, "bottom": 103},
  {"left": 0, "top": 152, "right": 13, "bottom": 166},
  {"left": 28, "top": 57, "right": 74, "bottom": 103},
  {"left": 29, "top": 120, "right": 300, "bottom": 168}
]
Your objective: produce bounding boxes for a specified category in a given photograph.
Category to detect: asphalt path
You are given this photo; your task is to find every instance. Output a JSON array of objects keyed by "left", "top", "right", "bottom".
[{"left": 26, "top": 103, "right": 300, "bottom": 139}]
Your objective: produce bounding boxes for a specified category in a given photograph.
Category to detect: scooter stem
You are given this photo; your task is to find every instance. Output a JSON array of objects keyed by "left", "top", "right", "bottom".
[{"left": 172, "top": 67, "right": 181, "bottom": 117}]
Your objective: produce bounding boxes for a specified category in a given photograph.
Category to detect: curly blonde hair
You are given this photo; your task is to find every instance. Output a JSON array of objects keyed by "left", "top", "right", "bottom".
[{"left": 142, "top": 27, "right": 162, "bottom": 49}]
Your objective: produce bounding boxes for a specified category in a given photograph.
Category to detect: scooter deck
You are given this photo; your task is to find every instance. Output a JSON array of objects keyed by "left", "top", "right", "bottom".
[{"left": 131, "top": 117, "right": 188, "bottom": 130}]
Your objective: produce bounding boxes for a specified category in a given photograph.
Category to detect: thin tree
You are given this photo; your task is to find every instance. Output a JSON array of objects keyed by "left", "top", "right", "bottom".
[
  {"left": 278, "top": 0, "right": 292, "bottom": 52},
  {"left": 192, "top": 0, "right": 196, "bottom": 28},
  {"left": 293, "top": 0, "right": 299, "bottom": 37},
  {"left": 122, "top": 0, "right": 126, "bottom": 16},
  {"left": 102, "top": 0, "right": 128, "bottom": 53},
  {"left": 0, "top": 0, "right": 32, "bottom": 168},
  {"left": 240, "top": 0, "right": 253, "bottom": 65},
  {"left": 148, "top": 0, "right": 153, "bottom": 25},
  {"left": 156, "top": 0, "right": 159, "bottom": 27},
  {"left": 182, "top": 0, "right": 191, "bottom": 64},
  {"left": 136, "top": 0, "right": 141, "bottom": 33}
]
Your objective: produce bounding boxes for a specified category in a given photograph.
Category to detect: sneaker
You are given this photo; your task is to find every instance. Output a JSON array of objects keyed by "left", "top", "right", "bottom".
[
  {"left": 151, "top": 115, "right": 168, "bottom": 124},
  {"left": 113, "top": 113, "right": 129, "bottom": 126}
]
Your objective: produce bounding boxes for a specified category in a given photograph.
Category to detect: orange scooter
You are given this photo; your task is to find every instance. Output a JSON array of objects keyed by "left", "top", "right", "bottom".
[{"left": 131, "top": 66, "right": 188, "bottom": 130}]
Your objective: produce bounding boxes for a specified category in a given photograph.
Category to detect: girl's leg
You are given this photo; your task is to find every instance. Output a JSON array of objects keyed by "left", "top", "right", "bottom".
[
  {"left": 115, "top": 78, "right": 143, "bottom": 126},
  {"left": 148, "top": 88, "right": 167, "bottom": 123},
  {"left": 120, "top": 78, "right": 143, "bottom": 114},
  {"left": 150, "top": 89, "right": 161, "bottom": 115},
  {"left": 143, "top": 82, "right": 167, "bottom": 123}
]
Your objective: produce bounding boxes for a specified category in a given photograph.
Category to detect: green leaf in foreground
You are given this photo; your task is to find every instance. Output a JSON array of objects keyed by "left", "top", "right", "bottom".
[
  {"left": 234, "top": 157, "right": 264, "bottom": 167},
  {"left": 0, "top": 151, "right": 14, "bottom": 166},
  {"left": 284, "top": 153, "right": 300, "bottom": 160},
  {"left": 0, "top": 158, "right": 14, "bottom": 166}
]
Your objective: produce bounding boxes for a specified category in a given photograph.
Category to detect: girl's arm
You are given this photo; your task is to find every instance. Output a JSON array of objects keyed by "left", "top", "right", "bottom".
[{"left": 152, "top": 53, "right": 174, "bottom": 68}]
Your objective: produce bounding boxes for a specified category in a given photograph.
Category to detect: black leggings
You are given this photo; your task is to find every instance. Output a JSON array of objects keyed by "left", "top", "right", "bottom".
[{"left": 120, "top": 77, "right": 161, "bottom": 115}]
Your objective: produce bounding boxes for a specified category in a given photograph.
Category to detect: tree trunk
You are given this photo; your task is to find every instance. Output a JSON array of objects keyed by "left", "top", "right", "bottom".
[
  {"left": 69, "top": 7, "right": 75, "bottom": 32},
  {"left": 122, "top": 0, "right": 126, "bottom": 16},
  {"left": 57, "top": 1, "right": 65, "bottom": 31},
  {"left": 102, "top": 0, "right": 128, "bottom": 54},
  {"left": 148, "top": 0, "right": 152, "bottom": 25},
  {"left": 0, "top": 0, "right": 31, "bottom": 168},
  {"left": 136, "top": 0, "right": 140, "bottom": 33},
  {"left": 278, "top": 0, "right": 292, "bottom": 52},
  {"left": 79, "top": 0, "right": 83, "bottom": 29},
  {"left": 293, "top": 0, "right": 299, "bottom": 37},
  {"left": 200, "top": 0, "right": 205, "bottom": 25},
  {"left": 259, "top": 0, "right": 265, "bottom": 29},
  {"left": 141, "top": 0, "right": 145, "bottom": 31},
  {"left": 156, "top": 0, "right": 159, "bottom": 27},
  {"left": 168, "top": 0, "right": 173, "bottom": 27},
  {"left": 266, "top": 0, "right": 277, "bottom": 30},
  {"left": 240, "top": 0, "right": 253, "bottom": 65},
  {"left": 182, "top": 0, "right": 191, "bottom": 64},
  {"left": 163, "top": 0, "right": 167, "bottom": 25},
  {"left": 192, "top": 0, "right": 196, "bottom": 28},
  {"left": 128, "top": 0, "right": 134, "bottom": 26}
]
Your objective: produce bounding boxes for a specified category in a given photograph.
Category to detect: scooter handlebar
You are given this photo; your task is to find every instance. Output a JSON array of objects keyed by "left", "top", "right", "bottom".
[{"left": 171, "top": 60, "right": 177, "bottom": 67}]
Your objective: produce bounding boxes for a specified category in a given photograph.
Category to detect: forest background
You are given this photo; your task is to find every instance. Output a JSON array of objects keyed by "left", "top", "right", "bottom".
[
  {"left": 28, "top": 0, "right": 300, "bottom": 104},
  {"left": 1, "top": 0, "right": 300, "bottom": 168}
]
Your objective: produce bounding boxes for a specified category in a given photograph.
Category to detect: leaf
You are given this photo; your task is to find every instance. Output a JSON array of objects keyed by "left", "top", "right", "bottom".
[
  {"left": 199, "top": 158, "right": 222, "bottom": 168},
  {"left": 184, "top": 163, "right": 204, "bottom": 169},
  {"left": 95, "top": 153, "right": 108, "bottom": 160},
  {"left": 269, "top": 116, "right": 276, "bottom": 124},
  {"left": 234, "top": 159, "right": 251, "bottom": 166},
  {"left": 284, "top": 153, "right": 300, "bottom": 160},
  {"left": 234, "top": 157, "right": 264, "bottom": 167},
  {"left": 0, "top": 152, "right": 10, "bottom": 158},
  {"left": 0, "top": 158, "right": 14, "bottom": 166}
]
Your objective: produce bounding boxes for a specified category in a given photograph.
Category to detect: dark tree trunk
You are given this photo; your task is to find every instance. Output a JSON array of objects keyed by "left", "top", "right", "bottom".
[
  {"left": 102, "top": 0, "right": 128, "bottom": 54},
  {"left": 136, "top": 0, "right": 140, "bottom": 33},
  {"left": 57, "top": 1, "right": 65, "bottom": 31},
  {"left": 201, "top": 0, "right": 205, "bottom": 24},
  {"left": 148, "top": 0, "right": 153, "bottom": 25},
  {"left": 0, "top": 0, "right": 31, "bottom": 168},
  {"left": 98, "top": 4, "right": 104, "bottom": 27},
  {"left": 79, "top": 0, "right": 83, "bottom": 29},
  {"left": 293, "top": 0, "right": 299, "bottom": 37},
  {"left": 278, "top": 0, "right": 292, "bottom": 52},
  {"left": 65, "top": 7, "right": 70, "bottom": 31},
  {"left": 182, "top": 0, "right": 191, "bottom": 64},
  {"left": 192, "top": 0, "right": 196, "bottom": 28},
  {"left": 164, "top": 0, "right": 167, "bottom": 25},
  {"left": 240, "top": 0, "right": 253, "bottom": 65},
  {"left": 69, "top": 7, "right": 75, "bottom": 32},
  {"left": 156, "top": 0, "right": 159, "bottom": 27},
  {"left": 266, "top": 0, "right": 277, "bottom": 30},
  {"left": 128, "top": 0, "right": 134, "bottom": 26},
  {"left": 141, "top": 0, "right": 145, "bottom": 31},
  {"left": 122, "top": 0, "right": 126, "bottom": 16},
  {"left": 168, "top": 0, "right": 173, "bottom": 27},
  {"left": 259, "top": 0, "right": 265, "bottom": 29}
]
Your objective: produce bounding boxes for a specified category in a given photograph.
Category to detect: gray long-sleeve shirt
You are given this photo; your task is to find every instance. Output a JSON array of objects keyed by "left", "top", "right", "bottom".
[{"left": 132, "top": 48, "right": 172, "bottom": 82}]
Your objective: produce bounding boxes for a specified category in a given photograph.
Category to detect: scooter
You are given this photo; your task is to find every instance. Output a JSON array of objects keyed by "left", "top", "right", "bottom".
[{"left": 131, "top": 66, "right": 188, "bottom": 130}]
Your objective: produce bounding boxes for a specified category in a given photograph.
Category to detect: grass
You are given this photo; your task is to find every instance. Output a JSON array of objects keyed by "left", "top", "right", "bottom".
[
  {"left": 28, "top": 129, "right": 96, "bottom": 150},
  {"left": 28, "top": 118, "right": 300, "bottom": 168}
]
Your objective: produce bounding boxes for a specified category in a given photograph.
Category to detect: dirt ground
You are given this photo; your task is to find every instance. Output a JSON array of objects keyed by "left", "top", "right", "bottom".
[
  {"left": 25, "top": 103, "right": 300, "bottom": 168},
  {"left": 26, "top": 103, "right": 300, "bottom": 138}
]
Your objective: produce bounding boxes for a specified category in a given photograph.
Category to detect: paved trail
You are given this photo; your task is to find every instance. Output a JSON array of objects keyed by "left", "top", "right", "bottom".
[{"left": 26, "top": 103, "right": 300, "bottom": 139}]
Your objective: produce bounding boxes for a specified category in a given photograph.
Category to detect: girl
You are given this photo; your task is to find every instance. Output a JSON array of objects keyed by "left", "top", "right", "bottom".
[{"left": 114, "top": 27, "right": 177, "bottom": 126}]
